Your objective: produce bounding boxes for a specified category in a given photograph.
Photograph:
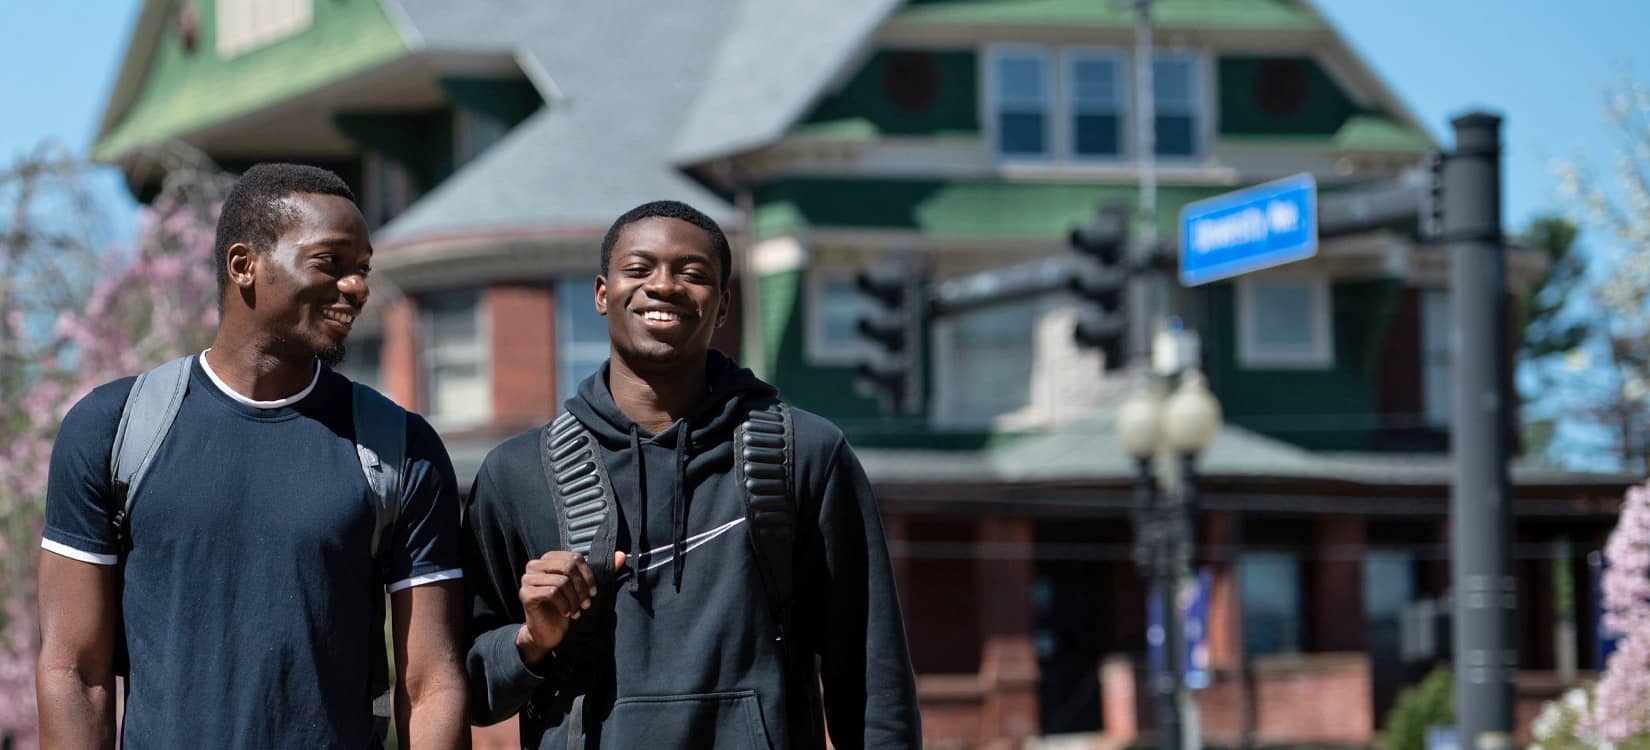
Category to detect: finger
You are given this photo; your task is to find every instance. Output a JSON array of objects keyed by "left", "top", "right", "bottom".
[
  {"left": 614, "top": 550, "right": 627, "bottom": 570},
  {"left": 526, "top": 551, "right": 578, "bottom": 574},
  {"left": 550, "top": 577, "right": 584, "bottom": 618},
  {"left": 567, "top": 558, "right": 597, "bottom": 602}
]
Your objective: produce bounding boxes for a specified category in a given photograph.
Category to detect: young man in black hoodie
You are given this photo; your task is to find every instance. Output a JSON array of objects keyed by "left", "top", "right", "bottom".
[{"left": 462, "top": 200, "right": 921, "bottom": 748}]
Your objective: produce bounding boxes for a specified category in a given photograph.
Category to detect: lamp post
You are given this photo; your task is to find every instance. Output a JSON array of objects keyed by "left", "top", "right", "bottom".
[{"left": 1118, "top": 369, "right": 1222, "bottom": 750}]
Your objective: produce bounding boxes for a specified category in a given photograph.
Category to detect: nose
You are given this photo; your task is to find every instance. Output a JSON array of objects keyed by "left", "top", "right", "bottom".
[
  {"left": 643, "top": 266, "right": 680, "bottom": 296},
  {"left": 338, "top": 272, "right": 369, "bottom": 307}
]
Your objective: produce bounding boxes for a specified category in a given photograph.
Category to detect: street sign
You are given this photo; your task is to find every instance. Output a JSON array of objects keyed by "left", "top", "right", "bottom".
[
  {"left": 1147, "top": 568, "right": 1213, "bottom": 690},
  {"left": 1178, "top": 173, "right": 1317, "bottom": 286}
]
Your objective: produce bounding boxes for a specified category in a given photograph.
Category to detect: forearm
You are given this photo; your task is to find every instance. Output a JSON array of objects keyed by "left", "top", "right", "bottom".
[
  {"left": 37, "top": 665, "right": 117, "bottom": 750},
  {"left": 466, "top": 624, "right": 548, "bottom": 725},
  {"left": 402, "top": 672, "right": 470, "bottom": 750}
]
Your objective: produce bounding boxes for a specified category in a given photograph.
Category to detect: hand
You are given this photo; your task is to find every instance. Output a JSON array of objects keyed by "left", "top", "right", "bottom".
[{"left": 515, "top": 550, "right": 626, "bottom": 666}]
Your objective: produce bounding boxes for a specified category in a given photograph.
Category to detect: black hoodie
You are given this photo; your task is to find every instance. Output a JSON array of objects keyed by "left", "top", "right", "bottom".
[{"left": 462, "top": 351, "right": 921, "bottom": 749}]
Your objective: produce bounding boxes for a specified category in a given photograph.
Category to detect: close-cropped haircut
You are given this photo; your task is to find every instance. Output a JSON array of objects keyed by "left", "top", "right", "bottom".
[
  {"left": 600, "top": 200, "right": 732, "bottom": 288},
  {"left": 213, "top": 163, "right": 356, "bottom": 299}
]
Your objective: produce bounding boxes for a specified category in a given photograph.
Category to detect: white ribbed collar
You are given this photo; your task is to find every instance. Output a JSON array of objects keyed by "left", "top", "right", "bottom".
[{"left": 198, "top": 349, "right": 320, "bottom": 409}]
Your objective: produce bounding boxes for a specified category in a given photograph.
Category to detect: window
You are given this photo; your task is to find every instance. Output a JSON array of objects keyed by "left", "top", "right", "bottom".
[
  {"left": 1240, "top": 552, "right": 1303, "bottom": 657},
  {"left": 363, "top": 150, "right": 416, "bottom": 229},
  {"left": 988, "top": 48, "right": 1052, "bottom": 158},
  {"left": 1364, "top": 550, "right": 1416, "bottom": 624},
  {"left": 556, "top": 278, "right": 609, "bottom": 404},
  {"left": 217, "top": 0, "right": 312, "bottom": 58},
  {"left": 420, "top": 290, "right": 488, "bottom": 426},
  {"left": 1237, "top": 275, "right": 1333, "bottom": 369},
  {"left": 1422, "top": 289, "right": 1452, "bottom": 426},
  {"left": 1068, "top": 51, "right": 1125, "bottom": 159},
  {"left": 336, "top": 336, "right": 382, "bottom": 390},
  {"left": 455, "top": 109, "right": 509, "bottom": 166},
  {"left": 933, "top": 301, "right": 1037, "bottom": 426},
  {"left": 1153, "top": 55, "right": 1202, "bottom": 158},
  {"left": 807, "top": 272, "right": 872, "bottom": 365}
]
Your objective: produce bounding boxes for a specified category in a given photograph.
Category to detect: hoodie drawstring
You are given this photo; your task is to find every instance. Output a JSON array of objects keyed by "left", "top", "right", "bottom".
[
  {"left": 671, "top": 425, "right": 689, "bottom": 591},
  {"left": 629, "top": 425, "right": 646, "bottom": 593}
]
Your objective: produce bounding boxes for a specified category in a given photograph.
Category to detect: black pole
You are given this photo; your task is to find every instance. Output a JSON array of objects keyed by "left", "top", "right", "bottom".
[
  {"left": 1133, "top": 455, "right": 1180, "bottom": 750},
  {"left": 1447, "top": 112, "right": 1514, "bottom": 744}
]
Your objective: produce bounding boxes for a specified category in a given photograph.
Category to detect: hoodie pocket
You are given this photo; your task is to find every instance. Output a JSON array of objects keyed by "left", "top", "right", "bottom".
[{"left": 600, "top": 690, "right": 772, "bottom": 749}]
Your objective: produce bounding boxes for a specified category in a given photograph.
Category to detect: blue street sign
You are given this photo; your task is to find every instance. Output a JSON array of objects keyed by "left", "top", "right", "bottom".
[{"left": 1178, "top": 173, "right": 1318, "bottom": 286}]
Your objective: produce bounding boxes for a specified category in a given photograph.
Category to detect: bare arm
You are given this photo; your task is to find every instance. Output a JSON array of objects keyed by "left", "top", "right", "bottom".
[
  {"left": 37, "top": 552, "right": 120, "bottom": 750},
  {"left": 392, "top": 580, "right": 469, "bottom": 750}
]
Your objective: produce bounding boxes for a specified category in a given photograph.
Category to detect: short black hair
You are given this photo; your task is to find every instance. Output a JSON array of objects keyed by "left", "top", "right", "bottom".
[
  {"left": 600, "top": 200, "right": 732, "bottom": 287},
  {"left": 213, "top": 163, "right": 357, "bottom": 298}
]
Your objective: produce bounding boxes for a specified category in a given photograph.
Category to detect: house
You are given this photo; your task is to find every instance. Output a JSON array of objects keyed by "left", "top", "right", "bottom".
[{"left": 94, "top": 0, "right": 1634, "bottom": 745}]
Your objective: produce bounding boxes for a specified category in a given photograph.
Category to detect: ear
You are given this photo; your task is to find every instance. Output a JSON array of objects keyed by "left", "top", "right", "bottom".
[
  {"left": 594, "top": 275, "right": 609, "bottom": 316},
  {"left": 715, "top": 286, "right": 731, "bottom": 329},
  {"left": 226, "top": 242, "right": 258, "bottom": 290}
]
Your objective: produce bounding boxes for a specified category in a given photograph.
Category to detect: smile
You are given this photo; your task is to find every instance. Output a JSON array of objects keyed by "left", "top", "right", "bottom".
[
  {"left": 321, "top": 309, "right": 356, "bottom": 328},
  {"left": 640, "top": 310, "right": 684, "bottom": 322}
]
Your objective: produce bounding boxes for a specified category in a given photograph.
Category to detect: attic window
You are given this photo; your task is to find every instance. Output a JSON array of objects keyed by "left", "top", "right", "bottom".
[
  {"left": 1253, "top": 59, "right": 1309, "bottom": 119},
  {"left": 217, "top": 0, "right": 313, "bottom": 58}
]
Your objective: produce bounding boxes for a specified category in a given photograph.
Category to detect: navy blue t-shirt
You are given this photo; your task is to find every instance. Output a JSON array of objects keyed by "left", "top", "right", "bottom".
[{"left": 42, "top": 356, "right": 463, "bottom": 749}]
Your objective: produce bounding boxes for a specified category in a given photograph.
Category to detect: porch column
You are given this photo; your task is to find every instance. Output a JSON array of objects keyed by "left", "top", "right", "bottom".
[{"left": 975, "top": 517, "right": 1039, "bottom": 740}]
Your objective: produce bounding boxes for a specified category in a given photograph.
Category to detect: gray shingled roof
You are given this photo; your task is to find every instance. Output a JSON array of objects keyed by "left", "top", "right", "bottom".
[{"left": 378, "top": 0, "right": 893, "bottom": 244}]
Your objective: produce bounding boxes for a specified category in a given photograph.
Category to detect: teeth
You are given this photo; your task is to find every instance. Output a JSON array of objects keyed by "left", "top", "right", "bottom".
[
  {"left": 643, "top": 310, "right": 680, "bottom": 322},
  {"left": 322, "top": 310, "right": 355, "bottom": 326}
]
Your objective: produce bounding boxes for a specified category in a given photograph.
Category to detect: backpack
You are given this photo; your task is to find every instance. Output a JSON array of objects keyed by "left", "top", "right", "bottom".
[
  {"left": 541, "top": 401, "right": 797, "bottom": 635},
  {"left": 107, "top": 354, "right": 406, "bottom": 733}
]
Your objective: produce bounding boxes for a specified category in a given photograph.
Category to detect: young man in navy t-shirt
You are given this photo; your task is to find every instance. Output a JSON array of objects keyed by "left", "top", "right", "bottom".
[{"left": 36, "top": 164, "right": 469, "bottom": 748}]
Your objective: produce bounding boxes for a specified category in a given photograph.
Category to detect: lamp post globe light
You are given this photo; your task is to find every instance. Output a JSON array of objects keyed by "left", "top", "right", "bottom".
[{"left": 1163, "top": 370, "right": 1222, "bottom": 455}]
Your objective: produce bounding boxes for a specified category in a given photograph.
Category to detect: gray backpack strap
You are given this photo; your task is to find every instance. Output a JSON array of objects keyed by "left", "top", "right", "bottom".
[
  {"left": 735, "top": 402, "right": 795, "bottom": 635},
  {"left": 351, "top": 382, "right": 406, "bottom": 741},
  {"left": 352, "top": 382, "right": 406, "bottom": 576},
  {"left": 109, "top": 355, "right": 194, "bottom": 545},
  {"left": 542, "top": 412, "right": 619, "bottom": 572}
]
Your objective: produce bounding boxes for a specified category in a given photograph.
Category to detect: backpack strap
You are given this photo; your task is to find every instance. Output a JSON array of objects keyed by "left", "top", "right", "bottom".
[
  {"left": 352, "top": 382, "right": 406, "bottom": 578},
  {"left": 109, "top": 355, "right": 193, "bottom": 546},
  {"left": 543, "top": 412, "right": 619, "bottom": 578},
  {"left": 735, "top": 402, "right": 795, "bottom": 638}
]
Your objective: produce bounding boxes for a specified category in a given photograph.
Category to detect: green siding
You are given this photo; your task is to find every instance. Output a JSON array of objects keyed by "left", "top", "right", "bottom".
[
  {"left": 896, "top": 0, "right": 1326, "bottom": 31},
  {"left": 1218, "top": 56, "right": 1359, "bottom": 137},
  {"left": 95, "top": 0, "right": 409, "bottom": 160},
  {"left": 799, "top": 50, "right": 980, "bottom": 138},
  {"left": 754, "top": 177, "right": 1229, "bottom": 242},
  {"left": 1203, "top": 279, "right": 1403, "bottom": 451}
]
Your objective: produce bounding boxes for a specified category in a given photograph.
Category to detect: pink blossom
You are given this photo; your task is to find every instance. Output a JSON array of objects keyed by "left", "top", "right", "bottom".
[{"left": 1590, "top": 481, "right": 1650, "bottom": 740}]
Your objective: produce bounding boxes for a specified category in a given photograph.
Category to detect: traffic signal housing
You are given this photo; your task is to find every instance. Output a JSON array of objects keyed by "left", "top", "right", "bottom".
[
  {"left": 1069, "top": 202, "right": 1131, "bottom": 371},
  {"left": 853, "top": 253, "right": 924, "bottom": 414}
]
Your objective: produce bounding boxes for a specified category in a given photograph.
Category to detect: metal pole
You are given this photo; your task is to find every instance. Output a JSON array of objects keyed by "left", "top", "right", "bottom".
[
  {"left": 1447, "top": 111, "right": 1514, "bottom": 747},
  {"left": 1130, "top": 0, "right": 1159, "bottom": 361}
]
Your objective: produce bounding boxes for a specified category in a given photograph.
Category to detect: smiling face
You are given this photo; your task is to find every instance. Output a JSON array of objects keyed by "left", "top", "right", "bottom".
[
  {"left": 595, "top": 216, "right": 729, "bottom": 373},
  {"left": 227, "top": 192, "right": 372, "bottom": 366}
]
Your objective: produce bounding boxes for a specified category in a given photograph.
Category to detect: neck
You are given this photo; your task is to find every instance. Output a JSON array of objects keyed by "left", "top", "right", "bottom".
[
  {"left": 607, "top": 353, "right": 708, "bottom": 436},
  {"left": 204, "top": 321, "right": 317, "bottom": 402}
]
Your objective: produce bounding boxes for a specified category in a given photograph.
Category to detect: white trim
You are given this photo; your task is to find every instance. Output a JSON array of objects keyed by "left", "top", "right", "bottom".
[
  {"left": 805, "top": 269, "right": 870, "bottom": 366},
  {"left": 420, "top": 289, "right": 492, "bottom": 429},
  {"left": 635, "top": 517, "right": 747, "bottom": 573},
  {"left": 41, "top": 539, "right": 118, "bottom": 566},
  {"left": 199, "top": 349, "right": 321, "bottom": 408},
  {"left": 387, "top": 568, "right": 463, "bottom": 593},
  {"left": 1236, "top": 274, "right": 1334, "bottom": 369},
  {"left": 983, "top": 45, "right": 1055, "bottom": 163}
]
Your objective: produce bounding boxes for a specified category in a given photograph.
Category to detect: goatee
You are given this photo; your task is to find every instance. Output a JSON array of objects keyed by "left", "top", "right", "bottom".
[{"left": 318, "top": 343, "right": 347, "bottom": 369}]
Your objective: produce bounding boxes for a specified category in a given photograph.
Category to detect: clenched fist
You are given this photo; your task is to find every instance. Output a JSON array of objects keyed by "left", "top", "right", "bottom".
[{"left": 515, "top": 550, "right": 627, "bottom": 666}]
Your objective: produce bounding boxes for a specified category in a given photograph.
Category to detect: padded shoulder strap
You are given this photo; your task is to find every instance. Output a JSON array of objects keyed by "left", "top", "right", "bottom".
[
  {"left": 736, "top": 402, "right": 795, "bottom": 624},
  {"left": 109, "top": 355, "right": 193, "bottom": 542},
  {"left": 543, "top": 413, "right": 619, "bottom": 580},
  {"left": 352, "top": 383, "right": 406, "bottom": 570}
]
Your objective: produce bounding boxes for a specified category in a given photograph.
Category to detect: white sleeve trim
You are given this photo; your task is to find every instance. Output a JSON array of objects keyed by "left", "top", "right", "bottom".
[
  {"left": 387, "top": 568, "right": 463, "bottom": 593},
  {"left": 41, "top": 539, "right": 118, "bottom": 566}
]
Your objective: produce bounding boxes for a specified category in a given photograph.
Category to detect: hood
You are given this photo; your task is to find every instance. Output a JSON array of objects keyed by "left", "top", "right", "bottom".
[{"left": 561, "top": 350, "right": 778, "bottom": 593}]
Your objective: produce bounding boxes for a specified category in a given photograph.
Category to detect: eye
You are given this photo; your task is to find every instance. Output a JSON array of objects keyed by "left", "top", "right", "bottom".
[{"left": 623, "top": 265, "right": 650, "bottom": 277}]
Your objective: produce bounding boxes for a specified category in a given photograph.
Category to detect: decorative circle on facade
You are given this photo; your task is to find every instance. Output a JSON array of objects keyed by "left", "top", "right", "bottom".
[{"left": 883, "top": 52, "right": 940, "bottom": 113}]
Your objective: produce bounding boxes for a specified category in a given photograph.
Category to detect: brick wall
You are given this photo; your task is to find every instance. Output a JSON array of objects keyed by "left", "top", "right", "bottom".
[{"left": 485, "top": 284, "right": 558, "bottom": 432}]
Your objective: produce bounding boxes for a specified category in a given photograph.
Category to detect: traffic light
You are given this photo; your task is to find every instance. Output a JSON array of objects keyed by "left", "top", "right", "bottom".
[
  {"left": 1068, "top": 202, "right": 1131, "bottom": 370},
  {"left": 853, "top": 252, "right": 924, "bottom": 414}
]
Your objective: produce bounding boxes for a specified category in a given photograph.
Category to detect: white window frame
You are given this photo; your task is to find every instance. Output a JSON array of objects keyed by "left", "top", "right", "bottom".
[
  {"left": 1150, "top": 50, "right": 1211, "bottom": 161},
  {"left": 1064, "top": 48, "right": 1129, "bottom": 163},
  {"left": 984, "top": 45, "right": 1055, "bottom": 163},
  {"left": 419, "top": 290, "right": 491, "bottom": 429},
  {"left": 1236, "top": 273, "right": 1334, "bottom": 370},
  {"left": 805, "top": 270, "right": 872, "bottom": 366},
  {"left": 216, "top": 0, "right": 313, "bottom": 59},
  {"left": 556, "top": 277, "right": 610, "bottom": 404}
]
